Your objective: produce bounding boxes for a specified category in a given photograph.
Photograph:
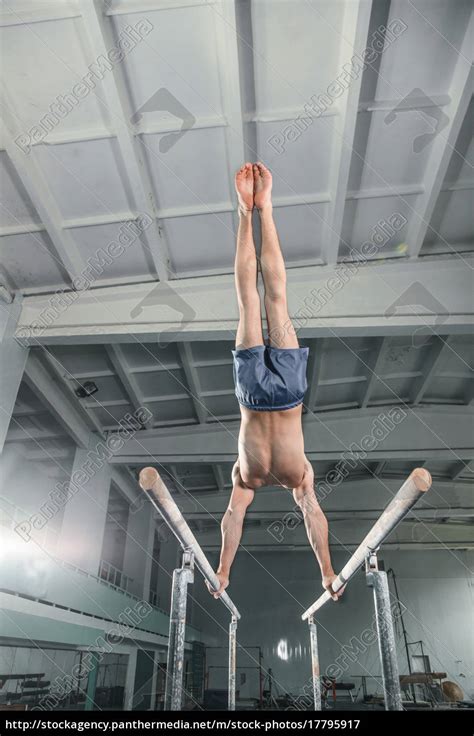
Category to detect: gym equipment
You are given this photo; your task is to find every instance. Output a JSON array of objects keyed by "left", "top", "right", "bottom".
[
  {"left": 302, "top": 468, "right": 432, "bottom": 712},
  {"left": 139, "top": 467, "right": 240, "bottom": 711}
]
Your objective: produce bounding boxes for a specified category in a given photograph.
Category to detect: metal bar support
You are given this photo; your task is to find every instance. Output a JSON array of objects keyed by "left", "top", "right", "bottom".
[
  {"left": 366, "top": 551, "right": 403, "bottom": 711},
  {"left": 308, "top": 614, "right": 322, "bottom": 710},
  {"left": 228, "top": 615, "right": 238, "bottom": 711},
  {"left": 164, "top": 549, "right": 194, "bottom": 710}
]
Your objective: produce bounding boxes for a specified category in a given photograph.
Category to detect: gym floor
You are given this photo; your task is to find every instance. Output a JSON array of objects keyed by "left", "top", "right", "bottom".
[{"left": 0, "top": 0, "right": 472, "bottom": 719}]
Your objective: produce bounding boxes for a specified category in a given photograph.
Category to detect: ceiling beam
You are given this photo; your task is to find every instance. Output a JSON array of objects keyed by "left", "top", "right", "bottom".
[
  {"left": 359, "top": 94, "right": 451, "bottom": 114},
  {"left": 41, "top": 349, "right": 105, "bottom": 436},
  {"left": 405, "top": 16, "right": 473, "bottom": 257},
  {"left": 1, "top": 105, "right": 85, "bottom": 284},
  {"left": 23, "top": 353, "right": 92, "bottom": 449},
  {"left": 464, "top": 380, "right": 474, "bottom": 406},
  {"left": 105, "top": 344, "right": 153, "bottom": 426},
  {"left": 359, "top": 337, "right": 386, "bottom": 408},
  {"left": 197, "top": 518, "right": 473, "bottom": 551},
  {"left": 0, "top": 223, "right": 45, "bottom": 237},
  {"left": 21, "top": 446, "right": 73, "bottom": 461},
  {"left": 451, "top": 460, "right": 474, "bottom": 482},
  {"left": 183, "top": 507, "right": 474, "bottom": 522},
  {"left": 202, "top": 542, "right": 474, "bottom": 552},
  {"left": 322, "top": 0, "right": 373, "bottom": 264},
  {"left": 374, "top": 460, "right": 386, "bottom": 476},
  {"left": 81, "top": 0, "right": 171, "bottom": 280},
  {"left": 0, "top": 114, "right": 226, "bottom": 151},
  {"left": 16, "top": 255, "right": 474, "bottom": 344},
  {"left": 212, "top": 464, "right": 227, "bottom": 492},
  {"left": 107, "top": 405, "right": 474, "bottom": 463},
  {"left": 2, "top": 180, "right": 471, "bottom": 238},
  {"left": 105, "top": 0, "right": 215, "bottom": 16},
  {"left": 175, "top": 478, "right": 474, "bottom": 514},
  {"left": 1, "top": 95, "right": 454, "bottom": 154},
  {"left": 167, "top": 464, "right": 186, "bottom": 496},
  {"left": 4, "top": 425, "right": 65, "bottom": 443},
  {"left": 111, "top": 467, "right": 140, "bottom": 506},
  {"left": 305, "top": 339, "right": 324, "bottom": 411},
  {"left": 411, "top": 336, "right": 449, "bottom": 405},
  {"left": 0, "top": 3, "right": 81, "bottom": 26},
  {"left": 176, "top": 343, "right": 207, "bottom": 424}
]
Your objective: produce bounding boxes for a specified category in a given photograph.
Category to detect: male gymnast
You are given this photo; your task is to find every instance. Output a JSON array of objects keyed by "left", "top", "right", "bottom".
[{"left": 209, "top": 163, "right": 343, "bottom": 603}]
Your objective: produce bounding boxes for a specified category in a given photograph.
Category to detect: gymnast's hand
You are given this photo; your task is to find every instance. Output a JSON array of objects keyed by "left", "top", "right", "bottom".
[
  {"left": 322, "top": 573, "right": 345, "bottom": 602},
  {"left": 207, "top": 569, "right": 229, "bottom": 599}
]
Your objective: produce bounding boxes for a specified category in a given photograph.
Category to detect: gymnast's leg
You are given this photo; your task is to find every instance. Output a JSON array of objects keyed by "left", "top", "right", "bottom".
[
  {"left": 234, "top": 163, "right": 264, "bottom": 349},
  {"left": 253, "top": 162, "right": 298, "bottom": 349}
]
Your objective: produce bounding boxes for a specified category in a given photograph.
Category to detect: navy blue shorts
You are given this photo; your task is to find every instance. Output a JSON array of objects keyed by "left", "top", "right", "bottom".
[{"left": 232, "top": 345, "right": 309, "bottom": 411}]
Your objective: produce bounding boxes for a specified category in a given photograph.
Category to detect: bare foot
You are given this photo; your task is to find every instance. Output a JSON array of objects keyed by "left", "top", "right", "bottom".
[
  {"left": 235, "top": 163, "right": 254, "bottom": 214},
  {"left": 253, "top": 161, "right": 272, "bottom": 211}
]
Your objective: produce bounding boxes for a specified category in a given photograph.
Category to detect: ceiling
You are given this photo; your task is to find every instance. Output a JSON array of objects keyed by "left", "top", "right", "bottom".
[
  {"left": 1, "top": 0, "right": 473, "bottom": 551},
  {"left": 7, "top": 333, "right": 474, "bottom": 434},
  {"left": 0, "top": 0, "right": 473, "bottom": 291}
]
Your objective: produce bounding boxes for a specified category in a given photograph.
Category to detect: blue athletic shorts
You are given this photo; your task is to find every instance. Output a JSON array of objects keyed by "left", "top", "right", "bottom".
[{"left": 232, "top": 345, "right": 309, "bottom": 411}]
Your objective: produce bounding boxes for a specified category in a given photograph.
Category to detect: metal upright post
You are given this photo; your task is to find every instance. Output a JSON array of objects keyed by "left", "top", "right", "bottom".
[
  {"left": 308, "top": 615, "right": 322, "bottom": 710},
  {"left": 228, "top": 615, "right": 238, "bottom": 711},
  {"left": 366, "top": 552, "right": 403, "bottom": 711},
  {"left": 165, "top": 549, "right": 194, "bottom": 710}
]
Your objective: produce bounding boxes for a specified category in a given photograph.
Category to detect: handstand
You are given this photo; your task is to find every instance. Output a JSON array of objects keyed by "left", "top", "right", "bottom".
[{"left": 209, "top": 163, "right": 343, "bottom": 602}]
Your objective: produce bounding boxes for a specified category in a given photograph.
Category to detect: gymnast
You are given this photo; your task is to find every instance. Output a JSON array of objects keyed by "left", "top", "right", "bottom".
[{"left": 209, "top": 163, "right": 344, "bottom": 603}]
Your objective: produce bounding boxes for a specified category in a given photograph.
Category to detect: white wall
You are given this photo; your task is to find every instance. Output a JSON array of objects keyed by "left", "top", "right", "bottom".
[
  {"left": 0, "top": 445, "right": 69, "bottom": 556},
  {"left": 192, "top": 548, "right": 474, "bottom": 702}
]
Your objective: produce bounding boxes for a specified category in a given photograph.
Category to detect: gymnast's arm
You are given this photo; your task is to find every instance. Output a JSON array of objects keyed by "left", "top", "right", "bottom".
[
  {"left": 293, "top": 459, "right": 344, "bottom": 601},
  {"left": 207, "top": 462, "right": 254, "bottom": 598}
]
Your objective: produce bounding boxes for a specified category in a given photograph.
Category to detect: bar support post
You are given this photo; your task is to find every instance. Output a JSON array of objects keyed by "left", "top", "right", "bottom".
[
  {"left": 308, "top": 615, "right": 322, "bottom": 710},
  {"left": 165, "top": 549, "right": 194, "bottom": 710},
  {"left": 228, "top": 615, "right": 238, "bottom": 711},
  {"left": 366, "top": 552, "right": 403, "bottom": 711}
]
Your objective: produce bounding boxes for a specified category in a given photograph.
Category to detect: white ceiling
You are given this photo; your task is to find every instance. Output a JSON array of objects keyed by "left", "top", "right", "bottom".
[{"left": 0, "top": 0, "right": 472, "bottom": 290}]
